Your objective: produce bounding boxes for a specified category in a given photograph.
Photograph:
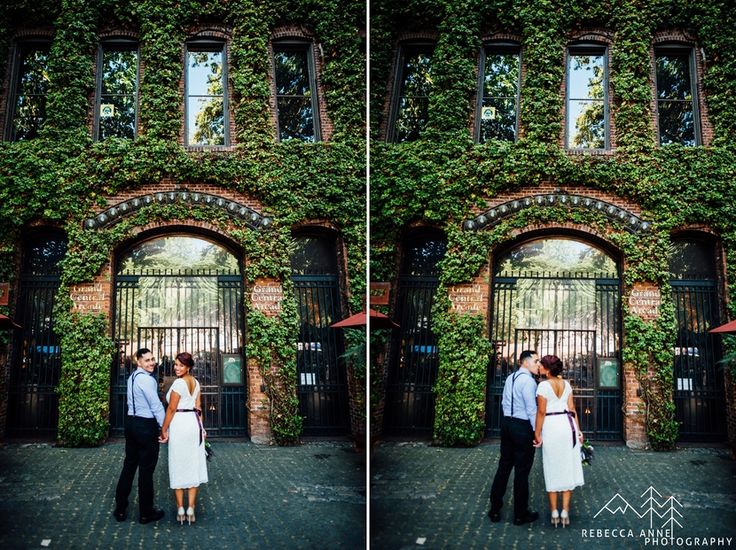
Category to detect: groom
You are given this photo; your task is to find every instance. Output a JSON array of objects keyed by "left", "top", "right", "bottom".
[{"left": 488, "top": 350, "right": 541, "bottom": 525}]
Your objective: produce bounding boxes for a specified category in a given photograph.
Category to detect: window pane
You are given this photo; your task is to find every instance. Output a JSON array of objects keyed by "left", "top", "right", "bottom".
[
  {"left": 101, "top": 49, "right": 137, "bottom": 95},
  {"left": 277, "top": 97, "right": 314, "bottom": 141},
  {"left": 495, "top": 238, "right": 617, "bottom": 276},
  {"left": 274, "top": 47, "right": 316, "bottom": 142},
  {"left": 656, "top": 54, "right": 692, "bottom": 100},
  {"left": 12, "top": 46, "right": 50, "bottom": 140},
  {"left": 483, "top": 53, "right": 519, "bottom": 98},
  {"left": 23, "top": 234, "right": 67, "bottom": 276},
  {"left": 401, "top": 236, "right": 447, "bottom": 277},
  {"left": 186, "top": 48, "right": 225, "bottom": 145},
  {"left": 669, "top": 239, "right": 716, "bottom": 280},
  {"left": 291, "top": 236, "right": 337, "bottom": 275},
  {"left": 480, "top": 97, "right": 516, "bottom": 142},
  {"left": 99, "top": 94, "right": 136, "bottom": 140},
  {"left": 658, "top": 100, "right": 695, "bottom": 146},
  {"left": 394, "top": 49, "right": 432, "bottom": 142},
  {"left": 187, "top": 96, "right": 224, "bottom": 145},
  {"left": 569, "top": 54, "right": 604, "bottom": 99},
  {"left": 275, "top": 50, "right": 310, "bottom": 96},
  {"left": 568, "top": 99, "right": 605, "bottom": 148}
]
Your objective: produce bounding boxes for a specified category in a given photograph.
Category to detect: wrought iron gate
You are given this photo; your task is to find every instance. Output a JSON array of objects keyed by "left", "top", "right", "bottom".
[
  {"left": 7, "top": 276, "right": 62, "bottom": 437},
  {"left": 487, "top": 273, "right": 622, "bottom": 440},
  {"left": 672, "top": 280, "right": 725, "bottom": 440},
  {"left": 111, "top": 269, "right": 246, "bottom": 436},
  {"left": 293, "top": 275, "right": 349, "bottom": 435},
  {"left": 384, "top": 275, "right": 440, "bottom": 434}
]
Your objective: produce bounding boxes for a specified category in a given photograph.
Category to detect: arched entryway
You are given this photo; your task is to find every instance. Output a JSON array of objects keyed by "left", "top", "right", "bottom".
[
  {"left": 291, "top": 231, "right": 349, "bottom": 435},
  {"left": 110, "top": 234, "right": 247, "bottom": 436},
  {"left": 7, "top": 230, "right": 67, "bottom": 437},
  {"left": 670, "top": 234, "right": 726, "bottom": 441},
  {"left": 486, "top": 236, "right": 623, "bottom": 440},
  {"left": 384, "top": 230, "right": 447, "bottom": 434}
]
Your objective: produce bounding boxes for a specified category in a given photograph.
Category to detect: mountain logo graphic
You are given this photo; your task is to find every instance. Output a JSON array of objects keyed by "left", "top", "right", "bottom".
[{"left": 593, "top": 486, "right": 684, "bottom": 530}]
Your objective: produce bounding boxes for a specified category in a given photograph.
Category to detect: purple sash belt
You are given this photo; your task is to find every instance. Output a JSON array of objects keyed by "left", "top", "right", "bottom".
[
  {"left": 176, "top": 408, "right": 204, "bottom": 446},
  {"left": 545, "top": 410, "right": 577, "bottom": 447}
]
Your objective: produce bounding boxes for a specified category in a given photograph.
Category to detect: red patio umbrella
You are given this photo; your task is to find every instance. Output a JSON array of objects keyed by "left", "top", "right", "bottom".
[
  {"left": 330, "top": 308, "right": 399, "bottom": 329},
  {"left": 0, "top": 314, "right": 21, "bottom": 330},
  {"left": 709, "top": 319, "right": 736, "bottom": 334}
]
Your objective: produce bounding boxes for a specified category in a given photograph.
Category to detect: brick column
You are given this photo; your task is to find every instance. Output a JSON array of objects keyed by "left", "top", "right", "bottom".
[{"left": 247, "top": 278, "right": 284, "bottom": 443}]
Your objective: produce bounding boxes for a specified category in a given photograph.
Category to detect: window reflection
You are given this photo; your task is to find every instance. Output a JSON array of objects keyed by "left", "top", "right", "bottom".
[
  {"left": 291, "top": 235, "right": 338, "bottom": 275},
  {"left": 274, "top": 47, "right": 317, "bottom": 142},
  {"left": 23, "top": 233, "right": 67, "bottom": 276},
  {"left": 567, "top": 51, "right": 606, "bottom": 149},
  {"left": 656, "top": 52, "right": 696, "bottom": 146},
  {"left": 495, "top": 238, "right": 616, "bottom": 276},
  {"left": 669, "top": 238, "right": 716, "bottom": 280},
  {"left": 401, "top": 235, "right": 446, "bottom": 277},
  {"left": 479, "top": 49, "right": 519, "bottom": 142},
  {"left": 97, "top": 46, "right": 138, "bottom": 140},
  {"left": 118, "top": 235, "right": 238, "bottom": 274},
  {"left": 186, "top": 46, "right": 226, "bottom": 146},
  {"left": 11, "top": 44, "right": 50, "bottom": 141},
  {"left": 393, "top": 46, "right": 433, "bottom": 142}
]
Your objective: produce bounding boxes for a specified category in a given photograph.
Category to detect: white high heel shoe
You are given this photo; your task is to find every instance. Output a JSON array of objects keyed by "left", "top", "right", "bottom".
[
  {"left": 186, "top": 506, "right": 196, "bottom": 525},
  {"left": 177, "top": 506, "right": 185, "bottom": 525},
  {"left": 560, "top": 509, "right": 569, "bottom": 527},
  {"left": 551, "top": 509, "right": 560, "bottom": 528}
]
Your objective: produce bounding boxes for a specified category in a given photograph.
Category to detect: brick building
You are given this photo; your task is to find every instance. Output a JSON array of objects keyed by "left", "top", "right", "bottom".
[
  {"left": 0, "top": 1, "right": 365, "bottom": 445},
  {"left": 370, "top": 1, "right": 735, "bottom": 450}
]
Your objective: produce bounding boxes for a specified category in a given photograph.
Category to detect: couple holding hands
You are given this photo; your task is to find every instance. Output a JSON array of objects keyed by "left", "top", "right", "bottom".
[
  {"left": 489, "top": 351, "right": 585, "bottom": 528},
  {"left": 113, "top": 349, "right": 209, "bottom": 525}
]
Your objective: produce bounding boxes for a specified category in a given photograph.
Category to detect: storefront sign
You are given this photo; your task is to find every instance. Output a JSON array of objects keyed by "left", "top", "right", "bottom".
[
  {"left": 70, "top": 282, "right": 106, "bottom": 312},
  {"left": 251, "top": 282, "right": 283, "bottom": 314},
  {"left": 369, "top": 282, "right": 391, "bottom": 305},
  {"left": 448, "top": 283, "right": 483, "bottom": 314},
  {"left": 628, "top": 285, "right": 661, "bottom": 320}
]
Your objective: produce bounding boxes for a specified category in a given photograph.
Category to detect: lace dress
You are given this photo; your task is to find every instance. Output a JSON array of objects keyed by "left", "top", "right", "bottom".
[
  {"left": 166, "top": 378, "right": 208, "bottom": 489},
  {"left": 536, "top": 379, "right": 584, "bottom": 492}
]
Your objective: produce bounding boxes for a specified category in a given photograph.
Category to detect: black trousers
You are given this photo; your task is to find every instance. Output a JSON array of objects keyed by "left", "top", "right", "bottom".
[
  {"left": 489, "top": 417, "right": 536, "bottom": 517},
  {"left": 115, "top": 416, "right": 160, "bottom": 515}
]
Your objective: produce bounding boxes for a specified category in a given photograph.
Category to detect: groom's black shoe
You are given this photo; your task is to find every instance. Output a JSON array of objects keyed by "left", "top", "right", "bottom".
[
  {"left": 139, "top": 508, "right": 165, "bottom": 524},
  {"left": 487, "top": 509, "right": 501, "bottom": 523},
  {"left": 113, "top": 508, "right": 126, "bottom": 522},
  {"left": 513, "top": 510, "right": 539, "bottom": 525}
]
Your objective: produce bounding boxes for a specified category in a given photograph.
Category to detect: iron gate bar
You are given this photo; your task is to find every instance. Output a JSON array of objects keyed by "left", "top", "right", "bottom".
[
  {"left": 487, "top": 271, "right": 622, "bottom": 440},
  {"left": 671, "top": 280, "right": 726, "bottom": 441},
  {"left": 111, "top": 267, "right": 246, "bottom": 437},
  {"left": 385, "top": 275, "right": 440, "bottom": 434},
  {"left": 293, "top": 274, "right": 349, "bottom": 435},
  {"left": 8, "top": 275, "right": 62, "bottom": 436}
]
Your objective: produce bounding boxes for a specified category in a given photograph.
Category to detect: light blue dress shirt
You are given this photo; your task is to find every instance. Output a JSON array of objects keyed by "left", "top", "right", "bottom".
[
  {"left": 500, "top": 367, "right": 538, "bottom": 430},
  {"left": 126, "top": 367, "right": 165, "bottom": 427}
]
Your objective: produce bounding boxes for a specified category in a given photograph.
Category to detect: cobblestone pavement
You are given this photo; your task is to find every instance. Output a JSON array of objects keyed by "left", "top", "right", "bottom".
[
  {"left": 0, "top": 440, "right": 366, "bottom": 550},
  {"left": 370, "top": 442, "right": 736, "bottom": 550}
]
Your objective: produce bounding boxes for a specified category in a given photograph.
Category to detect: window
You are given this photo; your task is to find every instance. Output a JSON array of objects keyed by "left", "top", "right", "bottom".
[
  {"left": 476, "top": 43, "right": 520, "bottom": 143},
  {"left": 6, "top": 41, "right": 50, "bottom": 141},
  {"left": 655, "top": 46, "right": 699, "bottom": 146},
  {"left": 95, "top": 41, "right": 139, "bottom": 140},
  {"left": 273, "top": 41, "right": 320, "bottom": 142},
  {"left": 185, "top": 40, "right": 228, "bottom": 146},
  {"left": 566, "top": 44, "right": 608, "bottom": 149},
  {"left": 389, "top": 44, "right": 433, "bottom": 142}
]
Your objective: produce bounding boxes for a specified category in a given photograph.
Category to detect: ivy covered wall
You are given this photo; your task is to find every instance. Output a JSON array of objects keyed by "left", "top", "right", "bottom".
[
  {"left": 370, "top": 0, "right": 736, "bottom": 449},
  {"left": 0, "top": 0, "right": 365, "bottom": 446}
]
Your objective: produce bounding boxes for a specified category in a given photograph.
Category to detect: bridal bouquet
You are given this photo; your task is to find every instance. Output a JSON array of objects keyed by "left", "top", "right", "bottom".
[{"left": 580, "top": 440, "right": 594, "bottom": 465}]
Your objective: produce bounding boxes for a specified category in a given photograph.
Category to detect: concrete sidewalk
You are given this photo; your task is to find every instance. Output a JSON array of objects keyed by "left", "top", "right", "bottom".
[
  {"left": 0, "top": 440, "right": 366, "bottom": 550},
  {"left": 370, "top": 442, "right": 736, "bottom": 550}
]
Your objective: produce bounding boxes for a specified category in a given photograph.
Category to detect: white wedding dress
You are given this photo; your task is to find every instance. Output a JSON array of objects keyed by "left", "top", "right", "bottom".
[
  {"left": 166, "top": 378, "right": 208, "bottom": 489},
  {"left": 537, "top": 379, "right": 584, "bottom": 492}
]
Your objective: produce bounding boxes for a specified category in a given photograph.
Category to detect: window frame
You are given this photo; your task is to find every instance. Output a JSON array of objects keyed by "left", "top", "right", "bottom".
[
  {"left": 184, "top": 38, "right": 229, "bottom": 147},
  {"left": 93, "top": 38, "right": 140, "bottom": 141},
  {"left": 5, "top": 39, "right": 52, "bottom": 141},
  {"left": 387, "top": 42, "right": 435, "bottom": 143},
  {"left": 475, "top": 41, "right": 522, "bottom": 143},
  {"left": 272, "top": 38, "right": 321, "bottom": 143},
  {"left": 565, "top": 42, "right": 610, "bottom": 151},
  {"left": 654, "top": 43, "right": 701, "bottom": 147}
]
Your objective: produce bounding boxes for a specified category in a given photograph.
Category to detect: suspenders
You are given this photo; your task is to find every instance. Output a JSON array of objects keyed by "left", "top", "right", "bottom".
[
  {"left": 130, "top": 371, "right": 143, "bottom": 416},
  {"left": 510, "top": 372, "right": 521, "bottom": 417}
]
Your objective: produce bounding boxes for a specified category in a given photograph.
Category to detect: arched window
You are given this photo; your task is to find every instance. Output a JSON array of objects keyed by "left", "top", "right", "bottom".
[
  {"left": 8, "top": 230, "right": 67, "bottom": 436},
  {"left": 291, "top": 231, "right": 348, "bottom": 435},
  {"left": 385, "top": 230, "right": 446, "bottom": 433}
]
